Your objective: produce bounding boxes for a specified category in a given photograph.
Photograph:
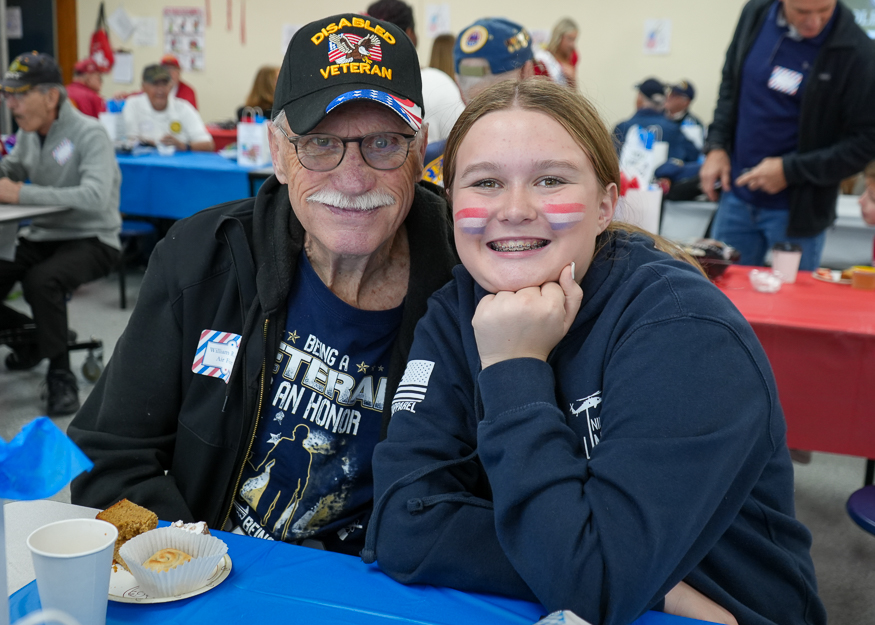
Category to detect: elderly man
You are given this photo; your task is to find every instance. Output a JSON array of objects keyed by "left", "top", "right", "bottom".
[
  {"left": 665, "top": 80, "right": 706, "bottom": 152},
  {"left": 701, "top": 0, "right": 875, "bottom": 270},
  {"left": 0, "top": 52, "right": 121, "bottom": 415},
  {"left": 161, "top": 54, "right": 198, "bottom": 109},
  {"left": 613, "top": 78, "right": 701, "bottom": 185},
  {"left": 123, "top": 64, "right": 213, "bottom": 152},
  {"left": 422, "top": 17, "right": 534, "bottom": 185},
  {"left": 68, "top": 14, "right": 457, "bottom": 554},
  {"left": 66, "top": 58, "right": 106, "bottom": 118}
]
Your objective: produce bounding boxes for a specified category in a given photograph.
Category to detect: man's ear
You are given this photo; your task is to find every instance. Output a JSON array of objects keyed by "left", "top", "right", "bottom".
[{"left": 268, "top": 127, "right": 289, "bottom": 184}]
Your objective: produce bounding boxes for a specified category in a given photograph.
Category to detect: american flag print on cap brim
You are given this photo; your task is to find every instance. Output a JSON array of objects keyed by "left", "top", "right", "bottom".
[
  {"left": 544, "top": 204, "right": 585, "bottom": 230},
  {"left": 326, "top": 89, "right": 422, "bottom": 131},
  {"left": 454, "top": 207, "right": 488, "bottom": 235}
]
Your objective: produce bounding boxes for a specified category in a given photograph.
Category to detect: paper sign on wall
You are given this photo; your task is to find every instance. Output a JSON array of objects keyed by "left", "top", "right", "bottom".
[
  {"left": 112, "top": 52, "right": 134, "bottom": 84},
  {"left": 133, "top": 17, "right": 158, "bottom": 47},
  {"left": 425, "top": 4, "right": 451, "bottom": 38},
  {"left": 6, "top": 7, "right": 22, "bottom": 39},
  {"left": 164, "top": 7, "right": 206, "bottom": 71},
  {"left": 643, "top": 19, "right": 671, "bottom": 55},
  {"left": 281, "top": 24, "right": 301, "bottom": 55},
  {"left": 108, "top": 6, "right": 136, "bottom": 42}
]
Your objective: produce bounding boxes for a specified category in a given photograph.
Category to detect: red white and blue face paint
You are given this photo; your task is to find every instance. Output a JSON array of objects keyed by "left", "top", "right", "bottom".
[
  {"left": 543, "top": 203, "right": 585, "bottom": 230},
  {"left": 454, "top": 207, "right": 488, "bottom": 235}
]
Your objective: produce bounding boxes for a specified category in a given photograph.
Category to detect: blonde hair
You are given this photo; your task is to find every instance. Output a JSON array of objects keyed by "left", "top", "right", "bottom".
[
  {"left": 865, "top": 161, "right": 875, "bottom": 182},
  {"left": 546, "top": 17, "right": 578, "bottom": 61},
  {"left": 429, "top": 34, "right": 456, "bottom": 78},
  {"left": 443, "top": 78, "right": 703, "bottom": 273},
  {"left": 245, "top": 65, "right": 280, "bottom": 111}
]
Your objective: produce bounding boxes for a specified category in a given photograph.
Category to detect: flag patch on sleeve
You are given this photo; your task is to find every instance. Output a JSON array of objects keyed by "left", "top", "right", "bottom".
[{"left": 391, "top": 359, "right": 434, "bottom": 414}]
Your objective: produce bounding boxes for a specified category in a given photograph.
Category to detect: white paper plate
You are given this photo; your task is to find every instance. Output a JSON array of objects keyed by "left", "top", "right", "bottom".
[
  {"left": 812, "top": 269, "right": 852, "bottom": 285},
  {"left": 108, "top": 554, "right": 232, "bottom": 604}
]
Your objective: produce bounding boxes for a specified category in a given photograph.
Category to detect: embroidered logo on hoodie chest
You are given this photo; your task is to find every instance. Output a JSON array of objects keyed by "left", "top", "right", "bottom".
[{"left": 568, "top": 390, "right": 602, "bottom": 459}]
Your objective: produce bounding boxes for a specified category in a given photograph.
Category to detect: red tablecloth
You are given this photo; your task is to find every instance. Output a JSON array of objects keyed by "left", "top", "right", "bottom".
[
  {"left": 718, "top": 266, "right": 875, "bottom": 458},
  {"left": 207, "top": 126, "right": 237, "bottom": 150}
]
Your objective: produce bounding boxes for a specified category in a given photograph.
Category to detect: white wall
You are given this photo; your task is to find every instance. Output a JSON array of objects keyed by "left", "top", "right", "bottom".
[{"left": 77, "top": 0, "right": 748, "bottom": 129}]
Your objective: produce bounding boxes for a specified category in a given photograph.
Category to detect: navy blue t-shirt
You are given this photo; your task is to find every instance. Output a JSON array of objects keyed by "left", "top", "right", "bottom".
[
  {"left": 732, "top": 0, "right": 835, "bottom": 208},
  {"left": 233, "top": 251, "right": 402, "bottom": 551}
]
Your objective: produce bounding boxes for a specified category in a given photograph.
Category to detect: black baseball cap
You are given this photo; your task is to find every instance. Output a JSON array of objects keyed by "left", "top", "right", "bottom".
[
  {"left": 1, "top": 52, "right": 62, "bottom": 93},
  {"left": 274, "top": 13, "right": 424, "bottom": 134},
  {"left": 669, "top": 80, "right": 695, "bottom": 101},
  {"left": 636, "top": 77, "right": 666, "bottom": 103}
]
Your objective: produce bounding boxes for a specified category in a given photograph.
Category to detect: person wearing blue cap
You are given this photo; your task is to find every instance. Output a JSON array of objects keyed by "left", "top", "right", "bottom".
[
  {"left": 454, "top": 18, "right": 534, "bottom": 104},
  {"left": 422, "top": 17, "right": 534, "bottom": 186},
  {"left": 612, "top": 78, "right": 701, "bottom": 184},
  {"left": 665, "top": 80, "right": 706, "bottom": 152}
]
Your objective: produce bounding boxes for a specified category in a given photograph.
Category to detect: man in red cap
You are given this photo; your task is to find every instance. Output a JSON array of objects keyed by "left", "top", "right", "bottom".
[
  {"left": 161, "top": 54, "right": 197, "bottom": 109},
  {"left": 65, "top": 58, "right": 106, "bottom": 118}
]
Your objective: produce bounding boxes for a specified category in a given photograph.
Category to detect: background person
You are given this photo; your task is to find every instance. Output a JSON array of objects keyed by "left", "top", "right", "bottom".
[
  {"left": 422, "top": 16, "right": 535, "bottom": 186},
  {"left": 236, "top": 65, "right": 279, "bottom": 121},
  {"left": 68, "top": 14, "right": 457, "bottom": 555},
  {"left": 65, "top": 58, "right": 106, "bottom": 119},
  {"left": 700, "top": 0, "right": 875, "bottom": 270},
  {"left": 429, "top": 33, "right": 456, "bottom": 78},
  {"left": 0, "top": 52, "right": 120, "bottom": 416},
  {"left": 665, "top": 79, "right": 706, "bottom": 152},
  {"left": 365, "top": 78, "right": 824, "bottom": 625},
  {"left": 367, "top": 0, "right": 465, "bottom": 145},
  {"left": 161, "top": 54, "right": 198, "bottom": 109},
  {"left": 123, "top": 64, "right": 214, "bottom": 152},
  {"left": 534, "top": 17, "right": 578, "bottom": 88},
  {"left": 613, "top": 77, "right": 701, "bottom": 184}
]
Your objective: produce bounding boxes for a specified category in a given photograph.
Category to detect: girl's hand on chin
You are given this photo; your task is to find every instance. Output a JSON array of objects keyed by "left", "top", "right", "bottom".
[{"left": 473, "top": 263, "right": 583, "bottom": 369}]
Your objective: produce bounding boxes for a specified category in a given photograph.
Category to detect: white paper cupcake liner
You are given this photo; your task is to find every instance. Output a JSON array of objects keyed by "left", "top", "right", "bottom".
[{"left": 119, "top": 526, "right": 228, "bottom": 597}]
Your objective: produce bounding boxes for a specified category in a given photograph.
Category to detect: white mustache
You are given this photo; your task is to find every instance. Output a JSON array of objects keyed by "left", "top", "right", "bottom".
[{"left": 306, "top": 189, "right": 396, "bottom": 211}]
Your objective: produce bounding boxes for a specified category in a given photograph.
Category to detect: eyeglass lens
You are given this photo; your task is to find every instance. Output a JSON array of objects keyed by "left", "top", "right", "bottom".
[{"left": 295, "top": 133, "right": 412, "bottom": 171}]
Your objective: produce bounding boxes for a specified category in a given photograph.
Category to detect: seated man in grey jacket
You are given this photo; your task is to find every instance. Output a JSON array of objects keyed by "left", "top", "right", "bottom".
[{"left": 0, "top": 52, "right": 121, "bottom": 415}]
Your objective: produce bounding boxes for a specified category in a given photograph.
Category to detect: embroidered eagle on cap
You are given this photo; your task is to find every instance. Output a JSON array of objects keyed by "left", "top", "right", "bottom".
[{"left": 329, "top": 33, "right": 381, "bottom": 63}]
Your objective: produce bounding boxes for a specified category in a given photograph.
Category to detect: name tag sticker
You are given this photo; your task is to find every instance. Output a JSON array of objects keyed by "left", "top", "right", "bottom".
[
  {"left": 192, "top": 329, "right": 242, "bottom": 384},
  {"left": 768, "top": 66, "right": 803, "bottom": 96},
  {"left": 52, "top": 139, "right": 74, "bottom": 166}
]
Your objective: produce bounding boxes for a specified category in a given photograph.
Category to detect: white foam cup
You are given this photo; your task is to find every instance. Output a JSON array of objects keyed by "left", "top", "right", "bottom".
[
  {"left": 771, "top": 243, "right": 803, "bottom": 283},
  {"left": 27, "top": 519, "right": 118, "bottom": 625}
]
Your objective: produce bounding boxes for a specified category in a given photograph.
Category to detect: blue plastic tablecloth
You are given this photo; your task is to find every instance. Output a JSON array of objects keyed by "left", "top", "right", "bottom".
[
  {"left": 117, "top": 152, "right": 255, "bottom": 220},
  {"left": 9, "top": 529, "right": 702, "bottom": 624}
]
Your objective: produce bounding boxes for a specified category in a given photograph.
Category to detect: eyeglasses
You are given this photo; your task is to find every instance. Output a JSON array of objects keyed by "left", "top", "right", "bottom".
[
  {"left": 0, "top": 90, "right": 34, "bottom": 103},
  {"left": 275, "top": 124, "right": 417, "bottom": 172}
]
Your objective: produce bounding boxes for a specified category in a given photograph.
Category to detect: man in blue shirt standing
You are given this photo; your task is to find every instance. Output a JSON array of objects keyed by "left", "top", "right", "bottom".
[{"left": 701, "top": 0, "right": 875, "bottom": 269}]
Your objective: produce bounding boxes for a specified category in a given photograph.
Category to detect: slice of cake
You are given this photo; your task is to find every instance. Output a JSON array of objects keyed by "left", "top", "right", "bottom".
[{"left": 96, "top": 499, "right": 159, "bottom": 571}]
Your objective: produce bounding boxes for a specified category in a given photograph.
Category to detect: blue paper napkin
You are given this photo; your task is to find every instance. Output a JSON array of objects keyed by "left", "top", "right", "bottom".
[{"left": 0, "top": 417, "right": 93, "bottom": 500}]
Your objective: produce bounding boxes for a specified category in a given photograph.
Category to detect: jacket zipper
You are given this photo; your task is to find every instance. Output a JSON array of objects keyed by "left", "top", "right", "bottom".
[{"left": 220, "top": 317, "right": 270, "bottom": 530}]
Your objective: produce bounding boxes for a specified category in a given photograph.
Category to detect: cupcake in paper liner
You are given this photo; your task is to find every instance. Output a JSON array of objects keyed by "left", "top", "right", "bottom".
[{"left": 119, "top": 526, "right": 228, "bottom": 597}]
